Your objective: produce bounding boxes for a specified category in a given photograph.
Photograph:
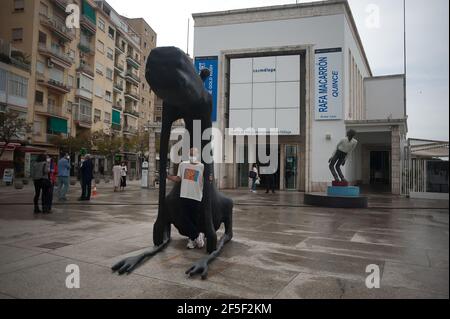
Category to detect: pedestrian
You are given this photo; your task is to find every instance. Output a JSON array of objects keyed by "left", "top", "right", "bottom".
[
  {"left": 120, "top": 161, "right": 127, "bottom": 191},
  {"left": 57, "top": 153, "right": 70, "bottom": 201},
  {"left": 249, "top": 163, "right": 259, "bottom": 193},
  {"left": 47, "top": 155, "right": 56, "bottom": 212},
  {"left": 167, "top": 148, "right": 208, "bottom": 249},
  {"left": 112, "top": 161, "right": 121, "bottom": 192},
  {"left": 78, "top": 155, "right": 85, "bottom": 196},
  {"left": 79, "top": 154, "right": 93, "bottom": 201},
  {"left": 265, "top": 172, "right": 276, "bottom": 194},
  {"left": 31, "top": 154, "right": 50, "bottom": 214}
]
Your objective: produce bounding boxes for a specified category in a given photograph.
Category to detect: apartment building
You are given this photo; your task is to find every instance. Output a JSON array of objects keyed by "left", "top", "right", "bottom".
[{"left": 0, "top": 0, "right": 157, "bottom": 164}]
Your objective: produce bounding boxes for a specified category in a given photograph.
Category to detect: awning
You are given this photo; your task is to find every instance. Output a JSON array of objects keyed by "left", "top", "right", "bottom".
[
  {"left": 112, "top": 110, "right": 121, "bottom": 125},
  {"left": 48, "top": 117, "right": 68, "bottom": 134}
]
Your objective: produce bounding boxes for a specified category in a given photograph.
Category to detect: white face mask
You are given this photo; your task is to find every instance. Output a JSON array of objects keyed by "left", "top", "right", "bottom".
[{"left": 189, "top": 156, "right": 197, "bottom": 163}]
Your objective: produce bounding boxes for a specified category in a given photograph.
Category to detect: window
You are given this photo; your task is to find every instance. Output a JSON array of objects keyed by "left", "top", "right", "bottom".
[
  {"left": 144, "top": 42, "right": 147, "bottom": 49},
  {"left": 38, "top": 31, "right": 46, "bottom": 46},
  {"left": 35, "top": 91, "right": 44, "bottom": 105},
  {"left": 94, "top": 108, "right": 101, "bottom": 122},
  {"left": 8, "top": 73, "right": 28, "bottom": 98},
  {"left": 79, "top": 98, "right": 92, "bottom": 116},
  {"left": 105, "top": 90, "right": 112, "bottom": 102},
  {"left": 104, "top": 112, "right": 111, "bottom": 123},
  {"left": 33, "top": 121, "right": 41, "bottom": 136},
  {"left": 0, "top": 69, "right": 6, "bottom": 93},
  {"left": 97, "top": 40, "right": 104, "bottom": 53},
  {"left": 39, "top": 2, "right": 48, "bottom": 16},
  {"left": 68, "top": 75, "right": 74, "bottom": 88},
  {"left": 98, "top": 18, "right": 105, "bottom": 31},
  {"left": 68, "top": 49, "right": 75, "bottom": 59},
  {"left": 94, "top": 85, "right": 103, "bottom": 97},
  {"left": 108, "top": 27, "right": 115, "bottom": 39},
  {"left": 49, "top": 67, "right": 64, "bottom": 83},
  {"left": 78, "top": 74, "right": 93, "bottom": 92},
  {"left": 36, "top": 61, "right": 45, "bottom": 75},
  {"left": 48, "top": 97, "right": 56, "bottom": 107},
  {"left": 95, "top": 62, "right": 104, "bottom": 75},
  {"left": 106, "top": 47, "right": 113, "bottom": 60},
  {"left": 67, "top": 101, "right": 73, "bottom": 113},
  {"left": 14, "top": 0, "right": 25, "bottom": 11},
  {"left": 12, "top": 28, "right": 23, "bottom": 42},
  {"left": 106, "top": 68, "right": 113, "bottom": 80}
]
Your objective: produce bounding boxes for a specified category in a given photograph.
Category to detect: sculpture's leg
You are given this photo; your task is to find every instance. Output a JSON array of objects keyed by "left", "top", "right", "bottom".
[
  {"left": 186, "top": 201, "right": 233, "bottom": 280},
  {"left": 111, "top": 236, "right": 171, "bottom": 275},
  {"left": 335, "top": 157, "right": 346, "bottom": 181},
  {"left": 329, "top": 155, "right": 340, "bottom": 181}
]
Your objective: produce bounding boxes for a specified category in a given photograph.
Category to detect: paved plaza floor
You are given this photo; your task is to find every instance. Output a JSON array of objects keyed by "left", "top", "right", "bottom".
[{"left": 0, "top": 181, "right": 448, "bottom": 299}]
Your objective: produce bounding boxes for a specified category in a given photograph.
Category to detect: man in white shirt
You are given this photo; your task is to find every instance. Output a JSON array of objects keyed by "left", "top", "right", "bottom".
[
  {"left": 328, "top": 129, "right": 358, "bottom": 182},
  {"left": 167, "top": 148, "right": 207, "bottom": 249}
]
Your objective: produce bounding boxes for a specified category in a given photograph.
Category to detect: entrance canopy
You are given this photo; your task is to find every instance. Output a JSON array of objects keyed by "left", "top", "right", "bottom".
[{"left": 409, "top": 139, "right": 449, "bottom": 159}]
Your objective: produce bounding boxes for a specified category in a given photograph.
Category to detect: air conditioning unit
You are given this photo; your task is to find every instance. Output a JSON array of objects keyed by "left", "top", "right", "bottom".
[{"left": 47, "top": 59, "right": 54, "bottom": 68}]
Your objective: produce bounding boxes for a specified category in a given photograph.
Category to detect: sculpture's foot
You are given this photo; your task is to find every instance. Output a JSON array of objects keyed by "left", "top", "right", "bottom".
[
  {"left": 185, "top": 256, "right": 209, "bottom": 280},
  {"left": 112, "top": 239, "right": 170, "bottom": 275}
]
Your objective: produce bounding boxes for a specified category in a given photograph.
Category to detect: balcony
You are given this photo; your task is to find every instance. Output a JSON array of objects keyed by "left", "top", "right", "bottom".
[
  {"left": 124, "top": 106, "right": 139, "bottom": 118},
  {"left": 35, "top": 104, "right": 67, "bottom": 119},
  {"left": 111, "top": 123, "right": 122, "bottom": 131},
  {"left": 76, "top": 88, "right": 93, "bottom": 101},
  {"left": 49, "top": 0, "right": 69, "bottom": 12},
  {"left": 125, "top": 70, "right": 140, "bottom": 85},
  {"left": 80, "top": 15, "right": 96, "bottom": 34},
  {"left": 38, "top": 43, "right": 73, "bottom": 68},
  {"left": 123, "top": 125, "right": 137, "bottom": 135},
  {"left": 74, "top": 110, "right": 92, "bottom": 128},
  {"left": 115, "top": 43, "right": 126, "bottom": 55},
  {"left": 0, "top": 41, "right": 31, "bottom": 72},
  {"left": 77, "top": 62, "right": 94, "bottom": 78},
  {"left": 40, "top": 15, "right": 75, "bottom": 43},
  {"left": 124, "top": 89, "right": 139, "bottom": 102},
  {"left": 78, "top": 42, "right": 94, "bottom": 55},
  {"left": 113, "top": 82, "right": 124, "bottom": 92},
  {"left": 126, "top": 53, "right": 141, "bottom": 69},
  {"left": 37, "top": 77, "right": 70, "bottom": 94},
  {"left": 114, "top": 61, "right": 124, "bottom": 73}
]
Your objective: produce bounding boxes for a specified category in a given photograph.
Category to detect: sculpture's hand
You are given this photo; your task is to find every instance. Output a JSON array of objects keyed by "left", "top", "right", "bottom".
[
  {"left": 112, "top": 254, "right": 145, "bottom": 275},
  {"left": 328, "top": 157, "right": 332, "bottom": 164},
  {"left": 185, "top": 257, "right": 209, "bottom": 280}
]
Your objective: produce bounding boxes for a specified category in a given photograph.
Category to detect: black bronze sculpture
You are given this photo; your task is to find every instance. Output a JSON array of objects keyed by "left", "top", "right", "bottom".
[
  {"left": 112, "top": 47, "right": 233, "bottom": 280},
  {"left": 328, "top": 129, "right": 358, "bottom": 182}
]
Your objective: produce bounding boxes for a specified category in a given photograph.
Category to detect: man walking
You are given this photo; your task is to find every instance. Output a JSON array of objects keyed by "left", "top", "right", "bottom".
[
  {"left": 79, "top": 154, "right": 94, "bottom": 201},
  {"left": 57, "top": 153, "right": 70, "bottom": 201}
]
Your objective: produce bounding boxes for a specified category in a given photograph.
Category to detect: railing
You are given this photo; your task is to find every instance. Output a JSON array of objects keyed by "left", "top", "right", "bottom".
[
  {"left": 111, "top": 123, "right": 121, "bottom": 131},
  {"left": 114, "top": 82, "right": 124, "bottom": 91},
  {"left": 78, "top": 42, "right": 93, "bottom": 54},
  {"left": 40, "top": 15, "right": 75, "bottom": 40},
  {"left": 126, "top": 53, "right": 141, "bottom": 67},
  {"left": 112, "top": 103, "right": 123, "bottom": 111},
  {"left": 123, "top": 126, "right": 137, "bottom": 134},
  {"left": 80, "top": 15, "right": 96, "bottom": 33},
  {"left": 125, "top": 70, "right": 140, "bottom": 82},
  {"left": 125, "top": 89, "right": 139, "bottom": 100},
  {"left": 124, "top": 107, "right": 139, "bottom": 117},
  {"left": 50, "top": 0, "right": 68, "bottom": 11},
  {"left": 38, "top": 43, "right": 73, "bottom": 65},
  {"left": 47, "top": 104, "right": 63, "bottom": 117},
  {"left": 0, "top": 41, "right": 31, "bottom": 71},
  {"left": 77, "top": 62, "right": 94, "bottom": 77},
  {"left": 115, "top": 62, "right": 124, "bottom": 71},
  {"left": 74, "top": 111, "right": 92, "bottom": 125}
]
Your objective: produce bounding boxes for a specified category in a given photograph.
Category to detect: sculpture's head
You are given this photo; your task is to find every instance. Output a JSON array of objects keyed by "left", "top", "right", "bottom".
[
  {"left": 347, "top": 129, "right": 356, "bottom": 140},
  {"left": 145, "top": 46, "right": 207, "bottom": 107}
]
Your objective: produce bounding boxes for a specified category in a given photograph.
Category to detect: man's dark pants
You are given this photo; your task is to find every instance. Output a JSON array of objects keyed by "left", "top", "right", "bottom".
[
  {"left": 81, "top": 179, "right": 92, "bottom": 200},
  {"left": 180, "top": 198, "right": 201, "bottom": 240}
]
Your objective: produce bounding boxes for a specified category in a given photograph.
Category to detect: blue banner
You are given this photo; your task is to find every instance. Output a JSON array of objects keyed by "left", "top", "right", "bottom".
[{"left": 194, "top": 56, "right": 218, "bottom": 122}]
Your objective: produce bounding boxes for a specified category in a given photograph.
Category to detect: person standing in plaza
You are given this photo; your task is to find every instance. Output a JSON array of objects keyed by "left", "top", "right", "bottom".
[
  {"left": 167, "top": 148, "right": 206, "bottom": 249},
  {"left": 47, "top": 155, "right": 56, "bottom": 212},
  {"left": 57, "top": 153, "right": 70, "bottom": 201},
  {"left": 112, "top": 161, "right": 121, "bottom": 192},
  {"left": 265, "top": 171, "right": 276, "bottom": 194},
  {"left": 120, "top": 161, "right": 127, "bottom": 191},
  {"left": 249, "top": 163, "right": 259, "bottom": 193},
  {"left": 31, "top": 154, "right": 49, "bottom": 214},
  {"left": 79, "top": 154, "right": 93, "bottom": 201}
]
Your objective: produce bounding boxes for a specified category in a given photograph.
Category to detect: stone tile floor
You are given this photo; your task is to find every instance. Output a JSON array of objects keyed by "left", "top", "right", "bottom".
[{"left": 0, "top": 181, "right": 448, "bottom": 299}]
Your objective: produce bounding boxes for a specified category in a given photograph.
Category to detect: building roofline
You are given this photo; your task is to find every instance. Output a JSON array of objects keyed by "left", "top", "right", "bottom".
[
  {"left": 193, "top": 0, "right": 372, "bottom": 76},
  {"left": 365, "top": 74, "right": 405, "bottom": 81}
]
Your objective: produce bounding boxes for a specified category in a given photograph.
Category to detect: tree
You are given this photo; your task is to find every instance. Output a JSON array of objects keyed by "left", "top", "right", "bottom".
[
  {"left": 48, "top": 131, "right": 92, "bottom": 155},
  {"left": 0, "top": 110, "right": 32, "bottom": 157},
  {"left": 92, "top": 131, "right": 122, "bottom": 162}
]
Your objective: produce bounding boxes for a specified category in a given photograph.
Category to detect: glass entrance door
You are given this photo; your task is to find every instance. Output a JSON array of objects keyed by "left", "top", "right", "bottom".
[{"left": 285, "top": 145, "right": 298, "bottom": 190}]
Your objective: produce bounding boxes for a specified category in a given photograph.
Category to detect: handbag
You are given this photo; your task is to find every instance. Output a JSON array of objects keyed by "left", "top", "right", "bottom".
[{"left": 255, "top": 178, "right": 260, "bottom": 185}]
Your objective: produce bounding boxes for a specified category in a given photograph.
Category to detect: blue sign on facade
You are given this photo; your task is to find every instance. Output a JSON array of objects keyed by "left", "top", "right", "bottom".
[{"left": 194, "top": 56, "right": 218, "bottom": 122}]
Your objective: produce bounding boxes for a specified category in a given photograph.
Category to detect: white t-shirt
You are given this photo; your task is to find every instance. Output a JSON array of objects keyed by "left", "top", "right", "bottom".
[
  {"left": 334, "top": 138, "right": 358, "bottom": 159},
  {"left": 121, "top": 166, "right": 127, "bottom": 177},
  {"left": 177, "top": 161, "right": 204, "bottom": 202}
]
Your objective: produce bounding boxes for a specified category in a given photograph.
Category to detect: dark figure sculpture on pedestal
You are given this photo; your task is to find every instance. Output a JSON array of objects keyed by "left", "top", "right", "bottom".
[
  {"left": 328, "top": 129, "right": 358, "bottom": 182},
  {"left": 112, "top": 47, "right": 233, "bottom": 280}
]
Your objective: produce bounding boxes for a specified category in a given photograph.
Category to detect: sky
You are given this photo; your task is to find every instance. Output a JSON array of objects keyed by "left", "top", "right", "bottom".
[{"left": 107, "top": 0, "right": 449, "bottom": 141}]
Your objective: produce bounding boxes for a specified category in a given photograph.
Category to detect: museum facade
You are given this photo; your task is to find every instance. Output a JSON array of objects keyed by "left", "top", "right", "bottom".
[{"left": 192, "top": 0, "right": 408, "bottom": 194}]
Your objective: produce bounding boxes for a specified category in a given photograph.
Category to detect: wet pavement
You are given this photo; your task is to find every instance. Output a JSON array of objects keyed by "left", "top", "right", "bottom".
[{"left": 0, "top": 181, "right": 448, "bottom": 299}]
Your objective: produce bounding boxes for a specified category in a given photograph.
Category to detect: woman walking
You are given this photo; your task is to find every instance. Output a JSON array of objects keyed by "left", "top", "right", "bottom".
[
  {"left": 112, "top": 161, "right": 121, "bottom": 192},
  {"left": 120, "top": 162, "right": 127, "bottom": 191},
  {"left": 249, "top": 163, "right": 259, "bottom": 193}
]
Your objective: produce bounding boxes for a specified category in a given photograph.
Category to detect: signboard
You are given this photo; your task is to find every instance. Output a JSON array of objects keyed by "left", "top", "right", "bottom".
[
  {"left": 3, "top": 168, "right": 14, "bottom": 184},
  {"left": 315, "top": 48, "right": 343, "bottom": 120},
  {"left": 228, "top": 55, "right": 301, "bottom": 135},
  {"left": 194, "top": 56, "right": 218, "bottom": 122}
]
